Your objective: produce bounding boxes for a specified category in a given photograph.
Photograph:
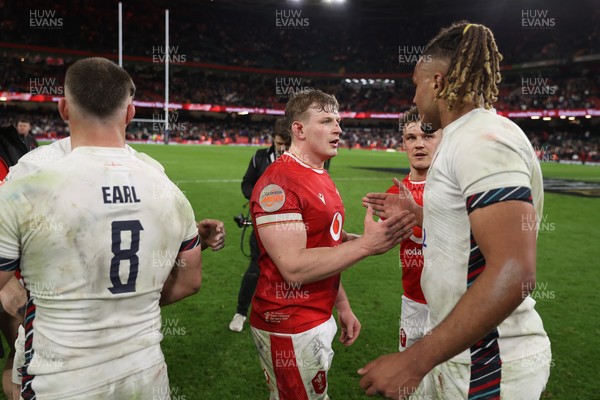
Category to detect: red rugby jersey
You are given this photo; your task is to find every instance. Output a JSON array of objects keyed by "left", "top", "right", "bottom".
[
  {"left": 386, "top": 175, "right": 427, "bottom": 304},
  {"left": 249, "top": 152, "right": 344, "bottom": 334}
]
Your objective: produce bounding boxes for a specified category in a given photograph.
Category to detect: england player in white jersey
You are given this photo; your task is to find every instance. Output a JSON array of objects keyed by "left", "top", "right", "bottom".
[
  {"left": 3, "top": 106, "right": 225, "bottom": 400},
  {"left": 360, "top": 22, "right": 550, "bottom": 399},
  {"left": 0, "top": 57, "right": 204, "bottom": 399}
]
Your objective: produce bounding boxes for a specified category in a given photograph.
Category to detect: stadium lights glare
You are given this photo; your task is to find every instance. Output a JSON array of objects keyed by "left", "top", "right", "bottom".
[
  {"left": 0, "top": 97, "right": 6, "bottom": 102},
  {"left": 560, "top": 115, "right": 566, "bottom": 119},
  {"left": 531, "top": 116, "right": 541, "bottom": 120},
  {"left": 543, "top": 117, "right": 551, "bottom": 121},
  {"left": 238, "top": 111, "right": 249, "bottom": 115},
  {"left": 585, "top": 115, "right": 592, "bottom": 119},
  {"left": 568, "top": 116, "right": 576, "bottom": 121}
]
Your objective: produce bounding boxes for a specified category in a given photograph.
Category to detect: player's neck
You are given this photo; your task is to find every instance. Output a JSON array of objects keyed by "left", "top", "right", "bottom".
[
  {"left": 288, "top": 144, "right": 325, "bottom": 169},
  {"left": 440, "top": 103, "right": 478, "bottom": 129},
  {"left": 409, "top": 169, "right": 427, "bottom": 182},
  {"left": 69, "top": 121, "right": 126, "bottom": 149}
]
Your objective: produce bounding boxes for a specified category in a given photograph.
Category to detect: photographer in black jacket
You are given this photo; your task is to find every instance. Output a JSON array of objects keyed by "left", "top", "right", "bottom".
[{"left": 229, "top": 118, "right": 291, "bottom": 332}]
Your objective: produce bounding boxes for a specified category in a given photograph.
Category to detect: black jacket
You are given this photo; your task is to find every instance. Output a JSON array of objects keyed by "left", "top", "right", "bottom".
[
  {"left": 0, "top": 125, "right": 28, "bottom": 179},
  {"left": 241, "top": 145, "right": 277, "bottom": 199}
]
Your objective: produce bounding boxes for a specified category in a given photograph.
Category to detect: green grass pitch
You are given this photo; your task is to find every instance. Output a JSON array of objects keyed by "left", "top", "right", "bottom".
[{"left": 2, "top": 144, "right": 598, "bottom": 399}]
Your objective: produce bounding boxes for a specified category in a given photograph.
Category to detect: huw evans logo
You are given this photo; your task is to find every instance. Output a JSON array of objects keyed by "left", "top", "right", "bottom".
[
  {"left": 521, "top": 77, "right": 557, "bottom": 97},
  {"left": 275, "top": 10, "right": 309, "bottom": 29},
  {"left": 398, "top": 46, "right": 431, "bottom": 65},
  {"left": 152, "top": 46, "right": 187, "bottom": 64},
  {"left": 30, "top": 10, "right": 63, "bottom": 29},
  {"left": 521, "top": 10, "right": 556, "bottom": 29},
  {"left": 275, "top": 78, "right": 311, "bottom": 98}
]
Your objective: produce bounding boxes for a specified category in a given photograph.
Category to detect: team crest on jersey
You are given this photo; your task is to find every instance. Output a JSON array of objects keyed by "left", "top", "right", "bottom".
[
  {"left": 259, "top": 184, "right": 285, "bottom": 212},
  {"left": 330, "top": 212, "right": 343, "bottom": 241}
]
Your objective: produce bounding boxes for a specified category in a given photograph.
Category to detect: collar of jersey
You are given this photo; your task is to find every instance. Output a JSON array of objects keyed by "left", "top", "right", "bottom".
[
  {"left": 284, "top": 151, "right": 325, "bottom": 174},
  {"left": 71, "top": 146, "right": 130, "bottom": 156},
  {"left": 442, "top": 108, "right": 489, "bottom": 138}
]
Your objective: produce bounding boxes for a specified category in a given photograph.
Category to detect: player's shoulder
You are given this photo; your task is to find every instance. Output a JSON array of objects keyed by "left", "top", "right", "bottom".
[
  {"left": 131, "top": 150, "right": 166, "bottom": 174},
  {"left": 464, "top": 109, "right": 526, "bottom": 139},
  {"left": 6, "top": 137, "right": 71, "bottom": 181}
]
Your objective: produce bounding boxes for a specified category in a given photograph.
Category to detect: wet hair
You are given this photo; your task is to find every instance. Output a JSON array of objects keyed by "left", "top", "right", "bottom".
[
  {"left": 285, "top": 89, "right": 339, "bottom": 125},
  {"left": 423, "top": 21, "right": 503, "bottom": 111},
  {"left": 65, "top": 57, "right": 136, "bottom": 118}
]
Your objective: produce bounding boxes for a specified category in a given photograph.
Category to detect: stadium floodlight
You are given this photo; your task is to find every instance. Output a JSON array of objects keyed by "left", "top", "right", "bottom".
[
  {"left": 585, "top": 115, "right": 592, "bottom": 119},
  {"left": 531, "top": 116, "right": 541, "bottom": 120},
  {"left": 568, "top": 116, "right": 576, "bottom": 120},
  {"left": 560, "top": 115, "right": 567, "bottom": 119},
  {"left": 543, "top": 117, "right": 551, "bottom": 121}
]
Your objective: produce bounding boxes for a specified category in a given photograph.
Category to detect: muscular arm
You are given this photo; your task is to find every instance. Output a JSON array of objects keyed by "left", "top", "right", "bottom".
[
  {"left": 410, "top": 201, "right": 537, "bottom": 370},
  {"left": 257, "top": 206, "right": 415, "bottom": 284},
  {"left": 159, "top": 245, "right": 202, "bottom": 306},
  {"left": 359, "top": 200, "right": 538, "bottom": 397}
]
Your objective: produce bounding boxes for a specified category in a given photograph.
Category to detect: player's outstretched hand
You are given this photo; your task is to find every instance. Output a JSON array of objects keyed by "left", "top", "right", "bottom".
[
  {"left": 362, "top": 177, "right": 417, "bottom": 220},
  {"left": 338, "top": 308, "right": 361, "bottom": 347},
  {"left": 358, "top": 351, "right": 425, "bottom": 399},
  {"left": 197, "top": 219, "right": 226, "bottom": 251},
  {"left": 361, "top": 204, "right": 415, "bottom": 255}
]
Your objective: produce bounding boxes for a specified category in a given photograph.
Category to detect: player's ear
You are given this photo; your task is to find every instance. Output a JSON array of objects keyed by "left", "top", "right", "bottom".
[
  {"left": 126, "top": 103, "right": 136, "bottom": 125},
  {"left": 292, "top": 121, "right": 305, "bottom": 140},
  {"left": 58, "top": 98, "right": 69, "bottom": 121},
  {"left": 433, "top": 72, "right": 445, "bottom": 92}
]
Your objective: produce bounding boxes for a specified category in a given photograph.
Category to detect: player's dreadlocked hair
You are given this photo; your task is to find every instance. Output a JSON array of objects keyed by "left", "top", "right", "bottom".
[{"left": 423, "top": 21, "right": 503, "bottom": 111}]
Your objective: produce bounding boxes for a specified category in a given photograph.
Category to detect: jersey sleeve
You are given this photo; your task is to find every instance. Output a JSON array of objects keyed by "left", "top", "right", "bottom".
[
  {"left": 454, "top": 128, "right": 533, "bottom": 210},
  {"left": 175, "top": 187, "right": 200, "bottom": 252},
  {"left": 0, "top": 185, "right": 23, "bottom": 271},
  {"left": 251, "top": 176, "right": 303, "bottom": 228}
]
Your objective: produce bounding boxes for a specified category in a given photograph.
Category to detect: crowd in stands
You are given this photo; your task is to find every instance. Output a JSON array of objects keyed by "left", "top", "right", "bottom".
[
  {"left": 527, "top": 129, "right": 600, "bottom": 163},
  {"left": 1, "top": 0, "right": 598, "bottom": 162},
  {"left": 2, "top": 109, "right": 598, "bottom": 163},
  {"left": 2, "top": 55, "right": 598, "bottom": 113}
]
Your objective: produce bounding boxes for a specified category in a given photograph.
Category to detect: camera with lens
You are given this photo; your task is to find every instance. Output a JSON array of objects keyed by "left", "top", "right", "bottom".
[{"left": 234, "top": 213, "right": 252, "bottom": 228}]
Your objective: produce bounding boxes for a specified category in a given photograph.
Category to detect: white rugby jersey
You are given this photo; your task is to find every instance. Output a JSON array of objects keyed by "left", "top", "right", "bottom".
[
  {"left": 422, "top": 108, "right": 549, "bottom": 364},
  {"left": 0, "top": 146, "right": 198, "bottom": 398},
  {"left": 4, "top": 137, "right": 164, "bottom": 182}
]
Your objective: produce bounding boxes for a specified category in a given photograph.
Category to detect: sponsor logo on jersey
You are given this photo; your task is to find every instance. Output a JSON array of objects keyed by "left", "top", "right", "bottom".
[
  {"left": 259, "top": 184, "right": 285, "bottom": 212},
  {"left": 311, "top": 370, "right": 327, "bottom": 394},
  {"left": 330, "top": 212, "right": 343, "bottom": 241}
]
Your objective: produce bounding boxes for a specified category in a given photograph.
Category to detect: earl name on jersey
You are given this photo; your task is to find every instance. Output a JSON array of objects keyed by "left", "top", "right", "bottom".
[{"left": 101, "top": 185, "right": 141, "bottom": 204}]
